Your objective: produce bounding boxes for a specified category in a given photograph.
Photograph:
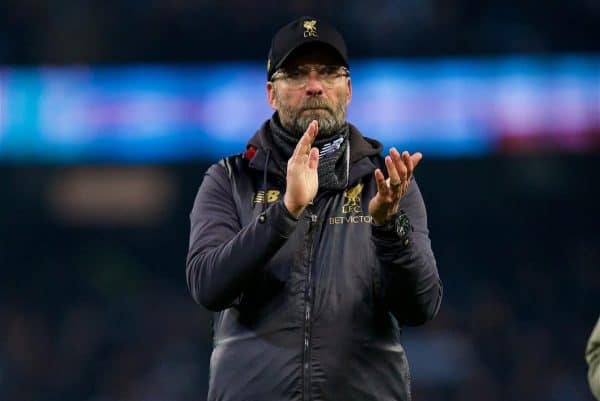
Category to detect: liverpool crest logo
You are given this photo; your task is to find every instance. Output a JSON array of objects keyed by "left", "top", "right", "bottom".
[
  {"left": 342, "top": 183, "right": 363, "bottom": 214},
  {"left": 303, "top": 20, "right": 318, "bottom": 38}
]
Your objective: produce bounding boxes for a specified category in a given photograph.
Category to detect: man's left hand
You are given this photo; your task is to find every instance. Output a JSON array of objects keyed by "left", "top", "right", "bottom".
[{"left": 368, "top": 148, "right": 422, "bottom": 225}]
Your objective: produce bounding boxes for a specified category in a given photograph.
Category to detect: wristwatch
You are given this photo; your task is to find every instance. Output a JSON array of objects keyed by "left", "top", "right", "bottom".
[{"left": 372, "top": 210, "right": 412, "bottom": 247}]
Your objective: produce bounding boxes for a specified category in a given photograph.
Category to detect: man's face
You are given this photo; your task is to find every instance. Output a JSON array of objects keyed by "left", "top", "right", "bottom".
[{"left": 267, "top": 45, "right": 352, "bottom": 138}]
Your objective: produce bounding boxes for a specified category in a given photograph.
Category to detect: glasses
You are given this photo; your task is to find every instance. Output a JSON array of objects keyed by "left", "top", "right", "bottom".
[{"left": 271, "top": 65, "right": 349, "bottom": 89}]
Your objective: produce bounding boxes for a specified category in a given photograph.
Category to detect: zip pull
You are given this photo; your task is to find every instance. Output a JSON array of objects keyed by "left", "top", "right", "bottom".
[
  {"left": 305, "top": 201, "right": 317, "bottom": 224},
  {"left": 304, "top": 211, "right": 317, "bottom": 223}
]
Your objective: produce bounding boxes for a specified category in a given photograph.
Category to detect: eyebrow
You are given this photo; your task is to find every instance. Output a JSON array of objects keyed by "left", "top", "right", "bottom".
[{"left": 284, "top": 65, "right": 345, "bottom": 72}]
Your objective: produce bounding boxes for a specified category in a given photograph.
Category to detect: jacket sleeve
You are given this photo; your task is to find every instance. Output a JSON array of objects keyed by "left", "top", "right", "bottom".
[
  {"left": 371, "top": 178, "right": 443, "bottom": 326},
  {"left": 587, "top": 317, "right": 600, "bottom": 401},
  {"left": 186, "top": 162, "right": 298, "bottom": 311}
]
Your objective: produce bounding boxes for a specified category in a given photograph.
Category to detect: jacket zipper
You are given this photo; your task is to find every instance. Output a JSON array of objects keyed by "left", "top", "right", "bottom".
[{"left": 302, "top": 203, "right": 318, "bottom": 401}]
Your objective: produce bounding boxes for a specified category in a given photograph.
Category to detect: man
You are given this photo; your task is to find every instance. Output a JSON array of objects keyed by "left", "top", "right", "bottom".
[
  {"left": 588, "top": 317, "right": 600, "bottom": 400},
  {"left": 187, "top": 16, "right": 442, "bottom": 401}
]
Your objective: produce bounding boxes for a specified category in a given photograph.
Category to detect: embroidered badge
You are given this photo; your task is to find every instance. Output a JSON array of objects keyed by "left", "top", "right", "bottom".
[{"left": 303, "top": 20, "right": 318, "bottom": 38}]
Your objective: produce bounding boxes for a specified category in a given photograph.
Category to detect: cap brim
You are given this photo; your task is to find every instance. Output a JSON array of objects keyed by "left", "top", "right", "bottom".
[{"left": 271, "top": 41, "right": 348, "bottom": 78}]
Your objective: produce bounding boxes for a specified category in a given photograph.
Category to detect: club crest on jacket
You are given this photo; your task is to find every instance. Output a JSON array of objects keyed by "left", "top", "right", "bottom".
[{"left": 342, "top": 183, "right": 363, "bottom": 214}]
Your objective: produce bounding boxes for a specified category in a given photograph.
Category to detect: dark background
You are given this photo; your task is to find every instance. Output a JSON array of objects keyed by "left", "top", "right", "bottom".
[
  {"left": 1, "top": 1, "right": 599, "bottom": 401},
  {"left": 1, "top": 0, "right": 600, "bottom": 64}
]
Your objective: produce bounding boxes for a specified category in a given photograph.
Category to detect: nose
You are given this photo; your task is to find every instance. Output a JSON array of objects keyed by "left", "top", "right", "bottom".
[{"left": 304, "top": 70, "right": 324, "bottom": 96}]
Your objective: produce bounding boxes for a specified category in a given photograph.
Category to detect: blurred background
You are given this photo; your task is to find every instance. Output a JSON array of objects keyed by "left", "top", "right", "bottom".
[{"left": 1, "top": 1, "right": 599, "bottom": 401}]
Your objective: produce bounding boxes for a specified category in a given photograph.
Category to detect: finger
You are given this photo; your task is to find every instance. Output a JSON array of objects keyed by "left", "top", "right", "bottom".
[
  {"left": 291, "top": 138, "right": 303, "bottom": 158},
  {"left": 374, "top": 168, "right": 388, "bottom": 194},
  {"left": 304, "top": 121, "right": 318, "bottom": 152},
  {"left": 403, "top": 151, "right": 414, "bottom": 180},
  {"left": 385, "top": 155, "right": 401, "bottom": 192},
  {"left": 311, "top": 120, "right": 319, "bottom": 140},
  {"left": 410, "top": 152, "right": 423, "bottom": 171},
  {"left": 390, "top": 148, "right": 408, "bottom": 182},
  {"left": 303, "top": 120, "right": 318, "bottom": 146},
  {"left": 385, "top": 157, "right": 404, "bottom": 200},
  {"left": 308, "top": 147, "right": 319, "bottom": 170},
  {"left": 293, "top": 121, "right": 317, "bottom": 157}
]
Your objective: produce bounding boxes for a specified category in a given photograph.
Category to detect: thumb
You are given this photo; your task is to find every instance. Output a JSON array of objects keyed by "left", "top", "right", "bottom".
[{"left": 308, "top": 147, "right": 319, "bottom": 170}]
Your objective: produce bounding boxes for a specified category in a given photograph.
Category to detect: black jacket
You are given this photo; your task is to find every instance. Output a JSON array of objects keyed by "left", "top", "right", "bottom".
[{"left": 186, "top": 120, "right": 443, "bottom": 401}]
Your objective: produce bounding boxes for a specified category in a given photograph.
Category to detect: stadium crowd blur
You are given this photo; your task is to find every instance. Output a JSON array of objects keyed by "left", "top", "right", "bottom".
[
  {"left": 1, "top": 1, "right": 599, "bottom": 401},
  {"left": 1, "top": 0, "right": 600, "bottom": 63}
]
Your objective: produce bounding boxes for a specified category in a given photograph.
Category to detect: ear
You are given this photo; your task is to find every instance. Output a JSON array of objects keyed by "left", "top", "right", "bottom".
[
  {"left": 346, "top": 77, "right": 352, "bottom": 106},
  {"left": 266, "top": 81, "right": 277, "bottom": 110}
]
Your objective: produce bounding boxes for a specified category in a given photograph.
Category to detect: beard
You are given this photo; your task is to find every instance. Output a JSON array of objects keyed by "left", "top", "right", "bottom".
[{"left": 275, "top": 92, "right": 348, "bottom": 138}]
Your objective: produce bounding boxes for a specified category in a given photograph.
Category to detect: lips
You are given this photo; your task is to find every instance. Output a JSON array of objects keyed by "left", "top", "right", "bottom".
[{"left": 301, "top": 107, "right": 331, "bottom": 112}]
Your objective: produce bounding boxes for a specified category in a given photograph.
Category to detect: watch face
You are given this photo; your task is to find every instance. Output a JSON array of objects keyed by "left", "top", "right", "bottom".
[
  {"left": 397, "top": 223, "right": 407, "bottom": 237},
  {"left": 396, "top": 212, "right": 411, "bottom": 239}
]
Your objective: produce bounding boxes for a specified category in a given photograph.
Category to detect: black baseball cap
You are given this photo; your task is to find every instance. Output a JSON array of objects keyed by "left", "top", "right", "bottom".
[{"left": 266, "top": 16, "right": 349, "bottom": 80}]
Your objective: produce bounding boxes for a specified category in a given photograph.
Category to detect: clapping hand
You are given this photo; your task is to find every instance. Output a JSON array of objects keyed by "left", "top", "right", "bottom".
[
  {"left": 368, "top": 148, "right": 422, "bottom": 224},
  {"left": 283, "top": 120, "right": 320, "bottom": 218}
]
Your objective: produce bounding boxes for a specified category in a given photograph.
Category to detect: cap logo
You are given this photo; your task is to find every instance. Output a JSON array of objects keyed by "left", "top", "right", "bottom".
[
  {"left": 267, "top": 58, "right": 271, "bottom": 71},
  {"left": 303, "top": 20, "right": 318, "bottom": 38}
]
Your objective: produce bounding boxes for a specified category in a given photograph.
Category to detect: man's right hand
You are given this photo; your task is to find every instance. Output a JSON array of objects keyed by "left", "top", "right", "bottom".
[{"left": 283, "top": 120, "right": 320, "bottom": 218}]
